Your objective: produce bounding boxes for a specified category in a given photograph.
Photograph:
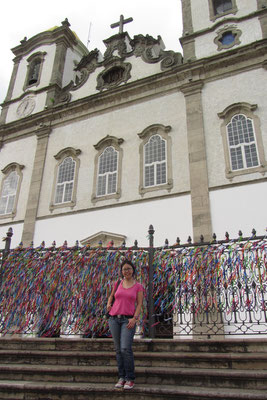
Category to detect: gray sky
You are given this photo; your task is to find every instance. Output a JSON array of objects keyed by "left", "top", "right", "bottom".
[{"left": 0, "top": 0, "right": 183, "bottom": 105}]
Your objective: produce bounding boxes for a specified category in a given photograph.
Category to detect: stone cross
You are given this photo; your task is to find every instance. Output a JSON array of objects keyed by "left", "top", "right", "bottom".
[{"left": 110, "top": 14, "right": 133, "bottom": 34}]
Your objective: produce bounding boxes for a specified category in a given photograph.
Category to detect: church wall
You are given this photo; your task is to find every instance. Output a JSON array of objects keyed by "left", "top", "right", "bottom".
[
  {"left": 11, "top": 44, "right": 56, "bottom": 100},
  {"left": 0, "top": 136, "right": 37, "bottom": 222},
  {"left": 202, "top": 67, "right": 267, "bottom": 187},
  {"left": 209, "top": 181, "right": 267, "bottom": 238},
  {"left": 195, "top": 18, "right": 262, "bottom": 59},
  {"left": 70, "top": 66, "right": 105, "bottom": 101},
  {"left": 37, "top": 91, "right": 189, "bottom": 217},
  {"left": 191, "top": 0, "right": 257, "bottom": 33},
  {"left": 34, "top": 194, "right": 193, "bottom": 247}
]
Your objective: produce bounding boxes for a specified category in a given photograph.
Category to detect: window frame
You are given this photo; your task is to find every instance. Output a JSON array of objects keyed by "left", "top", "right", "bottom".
[
  {"left": 214, "top": 26, "right": 242, "bottom": 51},
  {"left": 92, "top": 136, "right": 124, "bottom": 203},
  {"left": 0, "top": 162, "right": 24, "bottom": 219},
  {"left": 50, "top": 147, "right": 81, "bottom": 211},
  {"left": 138, "top": 124, "right": 173, "bottom": 196},
  {"left": 208, "top": 0, "right": 237, "bottom": 22},
  {"left": 23, "top": 51, "right": 46, "bottom": 91},
  {"left": 218, "top": 103, "right": 267, "bottom": 178}
]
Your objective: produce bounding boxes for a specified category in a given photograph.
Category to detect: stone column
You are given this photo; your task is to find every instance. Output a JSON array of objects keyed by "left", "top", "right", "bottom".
[
  {"left": 21, "top": 124, "right": 51, "bottom": 246},
  {"left": 180, "top": 81, "right": 212, "bottom": 242},
  {"left": 0, "top": 56, "right": 21, "bottom": 124}
]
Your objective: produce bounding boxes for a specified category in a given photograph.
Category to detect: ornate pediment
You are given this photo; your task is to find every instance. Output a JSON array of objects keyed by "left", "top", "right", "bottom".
[{"left": 80, "top": 231, "right": 127, "bottom": 247}]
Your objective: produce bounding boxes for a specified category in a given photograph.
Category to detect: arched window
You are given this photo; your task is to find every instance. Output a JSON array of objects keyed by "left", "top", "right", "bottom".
[
  {"left": 138, "top": 124, "right": 173, "bottom": 195},
  {"left": 208, "top": 0, "right": 237, "bottom": 21},
  {"left": 50, "top": 148, "right": 81, "bottom": 210},
  {"left": 213, "top": 0, "right": 232, "bottom": 15},
  {"left": 24, "top": 52, "right": 46, "bottom": 90},
  {"left": 227, "top": 115, "right": 259, "bottom": 171},
  {"left": 218, "top": 103, "right": 267, "bottom": 178},
  {"left": 28, "top": 59, "right": 41, "bottom": 85},
  {"left": 0, "top": 163, "right": 24, "bottom": 217},
  {"left": 55, "top": 157, "right": 76, "bottom": 204},
  {"left": 144, "top": 135, "right": 166, "bottom": 187},
  {"left": 92, "top": 136, "right": 124, "bottom": 203},
  {"left": 97, "top": 147, "right": 118, "bottom": 197}
]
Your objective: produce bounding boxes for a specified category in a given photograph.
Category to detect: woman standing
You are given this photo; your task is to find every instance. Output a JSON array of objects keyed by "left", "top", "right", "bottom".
[{"left": 107, "top": 259, "right": 144, "bottom": 390}]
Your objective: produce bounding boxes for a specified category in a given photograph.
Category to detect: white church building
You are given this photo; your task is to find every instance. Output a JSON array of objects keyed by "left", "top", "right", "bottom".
[{"left": 0, "top": 0, "right": 266, "bottom": 248}]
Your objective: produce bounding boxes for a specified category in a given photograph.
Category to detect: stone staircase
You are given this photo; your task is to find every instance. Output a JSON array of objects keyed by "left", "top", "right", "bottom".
[{"left": 0, "top": 336, "right": 267, "bottom": 399}]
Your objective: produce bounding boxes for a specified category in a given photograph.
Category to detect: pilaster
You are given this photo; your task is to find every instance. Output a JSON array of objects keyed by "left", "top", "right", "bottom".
[
  {"left": 180, "top": 81, "right": 212, "bottom": 242},
  {"left": 45, "top": 40, "right": 68, "bottom": 107},
  {"left": 180, "top": 0, "right": 196, "bottom": 62},
  {"left": 21, "top": 124, "right": 51, "bottom": 246}
]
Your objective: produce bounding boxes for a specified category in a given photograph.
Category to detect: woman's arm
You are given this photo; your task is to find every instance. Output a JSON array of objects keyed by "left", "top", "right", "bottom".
[
  {"left": 127, "top": 290, "right": 144, "bottom": 329},
  {"left": 107, "top": 283, "right": 117, "bottom": 312}
]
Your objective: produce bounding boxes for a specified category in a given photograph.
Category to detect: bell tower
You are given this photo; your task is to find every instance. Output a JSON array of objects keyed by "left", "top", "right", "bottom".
[{"left": 180, "top": 0, "right": 267, "bottom": 62}]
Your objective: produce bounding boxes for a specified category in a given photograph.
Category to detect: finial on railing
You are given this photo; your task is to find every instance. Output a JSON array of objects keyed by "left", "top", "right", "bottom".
[
  {"left": 122, "top": 240, "right": 126, "bottom": 248},
  {"left": 134, "top": 239, "right": 138, "bottom": 248},
  {"left": 251, "top": 228, "right": 256, "bottom": 237},
  {"left": 30, "top": 241, "right": 34, "bottom": 248},
  {"left": 212, "top": 233, "right": 217, "bottom": 243},
  {"left": 225, "top": 232, "right": 229, "bottom": 241},
  {"left": 164, "top": 239, "right": 169, "bottom": 248},
  {"left": 187, "top": 236, "right": 192, "bottom": 244},
  {"left": 98, "top": 240, "right": 102, "bottom": 247},
  {"left": 200, "top": 234, "right": 204, "bottom": 243},
  {"left": 41, "top": 241, "right": 45, "bottom": 248},
  {"left": 176, "top": 237, "right": 180, "bottom": 245},
  {"left": 238, "top": 230, "right": 243, "bottom": 239},
  {"left": 75, "top": 240, "right": 79, "bottom": 249},
  {"left": 52, "top": 240, "right": 56, "bottom": 248}
]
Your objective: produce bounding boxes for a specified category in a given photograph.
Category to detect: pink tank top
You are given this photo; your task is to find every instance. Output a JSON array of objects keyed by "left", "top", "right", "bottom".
[{"left": 109, "top": 281, "right": 144, "bottom": 316}]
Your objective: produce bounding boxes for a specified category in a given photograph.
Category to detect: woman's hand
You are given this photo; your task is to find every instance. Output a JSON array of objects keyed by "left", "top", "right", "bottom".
[
  {"left": 107, "top": 303, "right": 112, "bottom": 312},
  {"left": 127, "top": 317, "right": 136, "bottom": 329}
]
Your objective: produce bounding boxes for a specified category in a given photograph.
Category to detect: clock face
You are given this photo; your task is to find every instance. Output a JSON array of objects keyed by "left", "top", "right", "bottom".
[{"left": 16, "top": 97, "right": 36, "bottom": 117}]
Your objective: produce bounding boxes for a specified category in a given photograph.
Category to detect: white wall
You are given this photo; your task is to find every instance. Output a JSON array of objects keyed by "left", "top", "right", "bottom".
[
  {"left": 34, "top": 194, "right": 193, "bottom": 247},
  {"left": 210, "top": 181, "right": 267, "bottom": 238}
]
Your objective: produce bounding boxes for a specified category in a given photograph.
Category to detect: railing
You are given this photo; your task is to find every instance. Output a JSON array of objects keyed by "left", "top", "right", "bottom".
[{"left": 0, "top": 226, "right": 266, "bottom": 338}]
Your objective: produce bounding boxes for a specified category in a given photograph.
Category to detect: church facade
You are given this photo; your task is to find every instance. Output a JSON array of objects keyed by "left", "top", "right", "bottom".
[{"left": 0, "top": 0, "right": 266, "bottom": 248}]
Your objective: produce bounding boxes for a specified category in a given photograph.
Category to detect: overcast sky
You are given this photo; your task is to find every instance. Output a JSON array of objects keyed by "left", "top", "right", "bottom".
[{"left": 0, "top": 0, "right": 183, "bottom": 105}]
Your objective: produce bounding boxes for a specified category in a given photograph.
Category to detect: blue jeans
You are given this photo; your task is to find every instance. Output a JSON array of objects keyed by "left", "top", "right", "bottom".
[{"left": 109, "top": 316, "right": 136, "bottom": 381}]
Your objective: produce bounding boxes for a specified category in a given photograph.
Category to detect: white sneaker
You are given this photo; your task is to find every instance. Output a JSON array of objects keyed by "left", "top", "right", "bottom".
[
  {"left": 115, "top": 378, "right": 126, "bottom": 388},
  {"left": 124, "top": 380, "right": 135, "bottom": 389}
]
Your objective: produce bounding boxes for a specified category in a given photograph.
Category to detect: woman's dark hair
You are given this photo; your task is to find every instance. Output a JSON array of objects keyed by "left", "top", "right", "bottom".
[{"left": 120, "top": 259, "right": 136, "bottom": 276}]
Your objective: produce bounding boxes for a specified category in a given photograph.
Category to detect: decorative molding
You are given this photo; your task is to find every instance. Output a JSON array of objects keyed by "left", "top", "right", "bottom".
[
  {"left": 96, "top": 59, "right": 132, "bottom": 91},
  {"left": 94, "top": 135, "right": 124, "bottom": 151},
  {"left": 54, "top": 147, "right": 81, "bottom": 160},
  {"left": 214, "top": 25, "right": 242, "bottom": 51}
]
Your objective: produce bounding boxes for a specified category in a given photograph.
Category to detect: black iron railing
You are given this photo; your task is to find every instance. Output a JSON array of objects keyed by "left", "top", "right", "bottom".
[{"left": 0, "top": 226, "right": 266, "bottom": 338}]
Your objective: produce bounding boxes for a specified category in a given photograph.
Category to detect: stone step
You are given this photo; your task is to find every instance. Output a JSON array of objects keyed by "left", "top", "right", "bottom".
[
  {"left": 0, "top": 380, "right": 267, "bottom": 400},
  {"left": 0, "top": 349, "right": 267, "bottom": 370},
  {"left": 1, "top": 337, "right": 267, "bottom": 353},
  {"left": 0, "top": 364, "right": 267, "bottom": 390}
]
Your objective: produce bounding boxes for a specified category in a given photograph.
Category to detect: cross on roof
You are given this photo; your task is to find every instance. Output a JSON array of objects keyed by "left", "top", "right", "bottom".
[{"left": 110, "top": 14, "right": 133, "bottom": 34}]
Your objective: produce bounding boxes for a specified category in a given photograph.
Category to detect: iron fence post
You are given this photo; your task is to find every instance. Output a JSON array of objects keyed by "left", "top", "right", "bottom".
[
  {"left": 0, "top": 227, "right": 13, "bottom": 290},
  {"left": 148, "top": 224, "right": 155, "bottom": 338}
]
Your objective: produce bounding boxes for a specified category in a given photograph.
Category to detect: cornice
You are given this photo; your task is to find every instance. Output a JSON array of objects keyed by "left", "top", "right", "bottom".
[
  {"left": 180, "top": 8, "right": 267, "bottom": 44},
  {"left": 11, "top": 26, "right": 78, "bottom": 58},
  {"left": 0, "top": 40, "right": 266, "bottom": 143}
]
